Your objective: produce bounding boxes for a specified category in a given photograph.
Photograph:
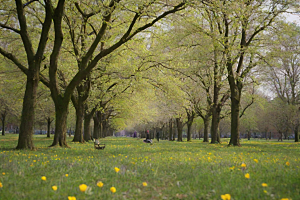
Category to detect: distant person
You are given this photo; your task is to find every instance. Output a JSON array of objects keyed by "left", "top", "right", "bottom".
[
  {"left": 143, "top": 130, "right": 152, "bottom": 143},
  {"left": 133, "top": 131, "right": 137, "bottom": 138},
  {"left": 156, "top": 131, "right": 160, "bottom": 142}
]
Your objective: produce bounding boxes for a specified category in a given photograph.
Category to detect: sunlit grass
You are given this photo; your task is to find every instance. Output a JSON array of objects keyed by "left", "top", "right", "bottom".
[{"left": 0, "top": 134, "right": 299, "bottom": 199}]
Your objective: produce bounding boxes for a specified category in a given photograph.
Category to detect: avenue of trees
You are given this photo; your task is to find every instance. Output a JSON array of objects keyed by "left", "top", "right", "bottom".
[{"left": 0, "top": 0, "right": 299, "bottom": 149}]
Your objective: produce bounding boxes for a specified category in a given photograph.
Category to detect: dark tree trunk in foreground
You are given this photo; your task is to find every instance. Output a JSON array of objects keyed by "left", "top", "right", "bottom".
[
  {"left": 176, "top": 117, "right": 183, "bottom": 141},
  {"left": 228, "top": 92, "right": 241, "bottom": 146},
  {"left": 17, "top": 74, "right": 39, "bottom": 150}
]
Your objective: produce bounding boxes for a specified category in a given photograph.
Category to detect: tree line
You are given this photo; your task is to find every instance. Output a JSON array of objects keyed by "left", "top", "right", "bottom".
[{"left": 0, "top": 0, "right": 299, "bottom": 149}]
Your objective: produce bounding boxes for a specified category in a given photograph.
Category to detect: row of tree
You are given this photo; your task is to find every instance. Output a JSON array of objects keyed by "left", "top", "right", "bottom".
[{"left": 0, "top": 0, "right": 299, "bottom": 149}]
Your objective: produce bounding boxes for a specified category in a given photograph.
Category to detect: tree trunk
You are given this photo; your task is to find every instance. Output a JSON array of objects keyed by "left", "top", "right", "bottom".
[
  {"left": 50, "top": 98, "right": 69, "bottom": 147},
  {"left": 187, "top": 121, "right": 192, "bottom": 142},
  {"left": 203, "top": 118, "right": 210, "bottom": 142},
  {"left": 247, "top": 131, "right": 251, "bottom": 140},
  {"left": 73, "top": 97, "right": 84, "bottom": 143},
  {"left": 1, "top": 111, "right": 6, "bottom": 136},
  {"left": 169, "top": 119, "right": 173, "bottom": 141},
  {"left": 217, "top": 125, "right": 221, "bottom": 143},
  {"left": 186, "top": 111, "right": 195, "bottom": 142},
  {"left": 46, "top": 117, "right": 52, "bottom": 138},
  {"left": 83, "top": 111, "right": 94, "bottom": 142},
  {"left": 229, "top": 94, "right": 241, "bottom": 146},
  {"left": 295, "top": 125, "right": 299, "bottom": 142},
  {"left": 93, "top": 111, "right": 100, "bottom": 139},
  {"left": 176, "top": 118, "right": 183, "bottom": 141},
  {"left": 16, "top": 73, "right": 39, "bottom": 150}
]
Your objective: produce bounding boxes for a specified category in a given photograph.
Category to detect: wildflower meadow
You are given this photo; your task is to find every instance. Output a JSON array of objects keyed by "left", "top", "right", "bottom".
[{"left": 0, "top": 134, "right": 299, "bottom": 200}]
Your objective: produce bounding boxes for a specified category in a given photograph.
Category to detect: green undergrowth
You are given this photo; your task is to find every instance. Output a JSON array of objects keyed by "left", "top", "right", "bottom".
[{"left": 0, "top": 134, "right": 299, "bottom": 200}]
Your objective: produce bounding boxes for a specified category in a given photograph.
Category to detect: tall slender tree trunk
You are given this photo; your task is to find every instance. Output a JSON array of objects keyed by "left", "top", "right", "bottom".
[
  {"left": 46, "top": 117, "right": 52, "bottom": 138},
  {"left": 294, "top": 125, "right": 299, "bottom": 142},
  {"left": 176, "top": 118, "right": 183, "bottom": 141},
  {"left": 50, "top": 97, "right": 69, "bottom": 147},
  {"left": 83, "top": 108, "right": 95, "bottom": 141},
  {"left": 73, "top": 97, "right": 84, "bottom": 143},
  {"left": 16, "top": 72, "right": 39, "bottom": 150},
  {"left": 229, "top": 95, "right": 241, "bottom": 146},
  {"left": 203, "top": 118, "right": 210, "bottom": 142},
  {"left": 186, "top": 110, "right": 195, "bottom": 142},
  {"left": 217, "top": 125, "right": 220, "bottom": 143},
  {"left": 169, "top": 119, "right": 173, "bottom": 141},
  {"left": 1, "top": 111, "right": 6, "bottom": 136},
  {"left": 187, "top": 122, "right": 193, "bottom": 142},
  {"left": 93, "top": 111, "right": 100, "bottom": 139}
]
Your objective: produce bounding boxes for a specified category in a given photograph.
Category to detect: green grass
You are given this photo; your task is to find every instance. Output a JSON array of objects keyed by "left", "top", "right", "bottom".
[{"left": 0, "top": 134, "right": 299, "bottom": 200}]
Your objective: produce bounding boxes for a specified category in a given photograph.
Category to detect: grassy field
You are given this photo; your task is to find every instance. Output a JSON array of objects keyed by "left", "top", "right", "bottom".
[{"left": 0, "top": 134, "right": 299, "bottom": 200}]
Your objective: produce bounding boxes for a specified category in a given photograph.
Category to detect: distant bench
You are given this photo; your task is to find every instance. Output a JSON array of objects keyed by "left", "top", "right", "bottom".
[{"left": 94, "top": 139, "right": 105, "bottom": 150}]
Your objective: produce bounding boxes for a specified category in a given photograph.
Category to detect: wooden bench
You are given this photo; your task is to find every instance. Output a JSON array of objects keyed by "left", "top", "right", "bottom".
[{"left": 94, "top": 139, "right": 105, "bottom": 150}]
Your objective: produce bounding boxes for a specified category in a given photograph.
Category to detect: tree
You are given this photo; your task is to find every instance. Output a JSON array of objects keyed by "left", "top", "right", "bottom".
[
  {"left": 199, "top": 0, "right": 291, "bottom": 146},
  {"left": 263, "top": 22, "right": 300, "bottom": 142},
  {"left": 44, "top": 0, "right": 187, "bottom": 147},
  {"left": 0, "top": 0, "right": 55, "bottom": 149}
]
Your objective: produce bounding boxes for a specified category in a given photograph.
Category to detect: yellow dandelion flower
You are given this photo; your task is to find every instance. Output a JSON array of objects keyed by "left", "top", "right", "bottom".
[
  {"left": 114, "top": 167, "right": 120, "bottom": 173},
  {"left": 281, "top": 198, "right": 289, "bottom": 200},
  {"left": 65, "top": 174, "right": 69, "bottom": 177},
  {"left": 97, "top": 181, "right": 104, "bottom": 188},
  {"left": 245, "top": 173, "right": 250, "bottom": 179},
  {"left": 241, "top": 163, "right": 246, "bottom": 168},
  {"left": 0, "top": 182, "right": 3, "bottom": 188},
  {"left": 261, "top": 183, "right": 268, "bottom": 187},
  {"left": 142, "top": 182, "right": 147, "bottom": 187},
  {"left": 254, "top": 159, "right": 258, "bottom": 163},
  {"left": 264, "top": 190, "right": 268, "bottom": 194},
  {"left": 286, "top": 162, "right": 290, "bottom": 166},
  {"left": 52, "top": 186, "right": 57, "bottom": 191},
  {"left": 79, "top": 184, "right": 87, "bottom": 192},
  {"left": 110, "top": 187, "right": 116, "bottom": 193},
  {"left": 68, "top": 196, "right": 76, "bottom": 200},
  {"left": 229, "top": 166, "right": 235, "bottom": 170},
  {"left": 41, "top": 176, "right": 46, "bottom": 181},
  {"left": 2, "top": 172, "right": 5, "bottom": 175},
  {"left": 221, "top": 193, "right": 231, "bottom": 200}
]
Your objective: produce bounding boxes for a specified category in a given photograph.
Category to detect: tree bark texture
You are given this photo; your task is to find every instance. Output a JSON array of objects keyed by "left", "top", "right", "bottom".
[
  {"left": 16, "top": 72, "right": 39, "bottom": 150},
  {"left": 50, "top": 98, "right": 69, "bottom": 147},
  {"left": 229, "top": 95, "right": 241, "bottom": 146}
]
